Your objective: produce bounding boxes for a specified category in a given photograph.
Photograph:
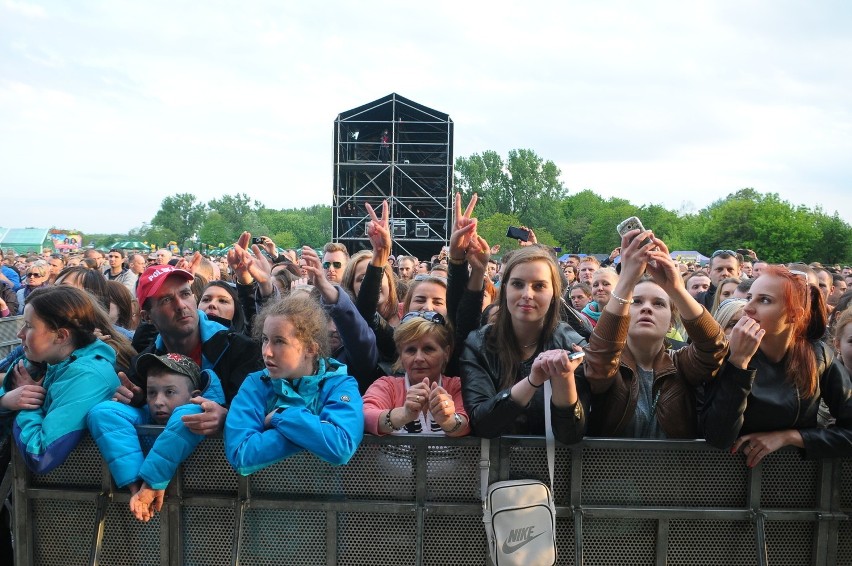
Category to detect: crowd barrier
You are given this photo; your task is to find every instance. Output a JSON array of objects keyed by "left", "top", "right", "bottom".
[
  {"left": 8, "top": 430, "right": 851, "bottom": 566},
  {"left": 0, "top": 315, "right": 23, "bottom": 359}
]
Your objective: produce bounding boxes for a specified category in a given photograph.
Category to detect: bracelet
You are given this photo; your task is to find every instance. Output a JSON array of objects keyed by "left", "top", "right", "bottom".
[
  {"left": 610, "top": 291, "right": 634, "bottom": 305},
  {"left": 445, "top": 413, "right": 464, "bottom": 433},
  {"left": 448, "top": 257, "right": 465, "bottom": 265},
  {"left": 527, "top": 375, "right": 543, "bottom": 388},
  {"left": 384, "top": 410, "right": 403, "bottom": 431}
]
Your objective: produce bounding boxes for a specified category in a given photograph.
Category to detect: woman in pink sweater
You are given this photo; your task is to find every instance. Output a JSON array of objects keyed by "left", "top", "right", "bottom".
[{"left": 362, "top": 312, "right": 470, "bottom": 437}]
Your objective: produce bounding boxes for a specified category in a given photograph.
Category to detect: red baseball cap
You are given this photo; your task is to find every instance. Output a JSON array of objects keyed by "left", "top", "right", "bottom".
[{"left": 136, "top": 265, "right": 194, "bottom": 307}]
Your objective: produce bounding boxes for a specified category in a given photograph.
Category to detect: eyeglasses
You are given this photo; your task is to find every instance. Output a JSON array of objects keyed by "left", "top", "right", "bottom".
[
  {"left": 711, "top": 250, "right": 737, "bottom": 259},
  {"left": 323, "top": 261, "right": 343, "bottom": 269},
  {"left": 401, "top": 310, "right": 446, "bottom": 325},
  {"left": 27, "top": 272, "right": 45, "bottom": 277}
]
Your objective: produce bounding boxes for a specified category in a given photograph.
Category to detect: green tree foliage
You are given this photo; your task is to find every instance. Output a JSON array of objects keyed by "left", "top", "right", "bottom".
[
  {"left": 808, "top": 210, "right": 852, "bottom": 265},
  {"left": 455, "top": 149, "right": 566, "bottom": 236},
  {"left": 198, "top": 212, "right": 233, "bottom": 247},
  {"left": 150, "top": 193, "right": 205, "bottom": 246}
]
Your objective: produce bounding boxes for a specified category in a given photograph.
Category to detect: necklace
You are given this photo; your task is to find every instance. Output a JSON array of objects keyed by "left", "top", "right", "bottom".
[{"left": 521, "top": 340, "right": 538, "bottom": 349}]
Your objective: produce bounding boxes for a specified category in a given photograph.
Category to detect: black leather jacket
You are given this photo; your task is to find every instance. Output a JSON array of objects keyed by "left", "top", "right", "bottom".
[
  {"left": 460, "top": 322, "right": 589, "bottom": 444},
  {"left": 700, "top": 342, "right": 852, "bottom": 459}
]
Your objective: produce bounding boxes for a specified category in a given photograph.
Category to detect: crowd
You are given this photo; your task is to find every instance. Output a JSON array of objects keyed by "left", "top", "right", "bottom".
[{"left": 1, "top": 195, "right": 851, "bottom": 525}]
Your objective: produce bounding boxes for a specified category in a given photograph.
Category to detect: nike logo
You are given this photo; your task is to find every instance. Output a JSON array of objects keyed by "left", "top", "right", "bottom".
[{"left": 501, "top": 529, "right": 545, "bottom": 554}]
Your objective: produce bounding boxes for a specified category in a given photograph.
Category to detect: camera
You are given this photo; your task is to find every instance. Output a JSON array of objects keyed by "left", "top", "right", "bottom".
[{"left": 506, "top": 226, "right": 530, "bottom": 242}]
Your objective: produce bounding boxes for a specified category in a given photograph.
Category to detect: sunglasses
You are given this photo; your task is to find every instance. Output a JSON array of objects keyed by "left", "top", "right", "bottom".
[
  {"left": 323, "top": 261, "right": 343, "bottom": 269},
  {"left": 401, "top": 310, "right": 446, "bottom": 325},
  {"left": 711, "top": 249, "right": 737, "bottom": 259},
  {"left": 27, "top": 272, "right": 45, "bottom": 277}
]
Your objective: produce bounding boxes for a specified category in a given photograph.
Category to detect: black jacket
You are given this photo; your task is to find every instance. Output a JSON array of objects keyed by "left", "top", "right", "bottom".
[
  {"left": 460, "top": 322, "right": 589, "bottom": 444},
  {"left": 700, "top": 342, "right": 852, "bottom": 459}
]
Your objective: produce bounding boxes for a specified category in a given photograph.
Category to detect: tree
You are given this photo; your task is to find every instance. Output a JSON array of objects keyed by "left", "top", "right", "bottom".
[
  {"left": 808, "top": 210, "right": 852, "bottom": 264},
  {"left": 455, "top": 149, "right": 566, "bottom": 233},
  {"left": 198, "top": 211, "right": 234, "bottom": 246},
  {"left": 150, "top": 193, "right": 206, "bottom": 246},
  {"left": 207, "top": 193, "right": 258, "bottom": 230}
]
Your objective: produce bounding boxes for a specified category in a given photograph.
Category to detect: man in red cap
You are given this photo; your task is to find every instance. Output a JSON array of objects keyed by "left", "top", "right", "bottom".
[{"left": 117, "top": 265, "right": 263, "bottom": 434}]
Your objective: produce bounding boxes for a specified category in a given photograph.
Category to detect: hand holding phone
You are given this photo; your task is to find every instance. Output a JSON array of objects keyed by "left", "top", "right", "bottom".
[
  {"left": 506, "top": 226, "right": 530, "bottom": 242},
  {"left": 616, "top": 217, "right": 652, "bottom": 248}
]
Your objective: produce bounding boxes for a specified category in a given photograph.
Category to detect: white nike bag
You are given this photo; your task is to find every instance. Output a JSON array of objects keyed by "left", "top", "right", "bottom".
[{"left": 481, "top": 382, "right": 557, "bottom": 566}]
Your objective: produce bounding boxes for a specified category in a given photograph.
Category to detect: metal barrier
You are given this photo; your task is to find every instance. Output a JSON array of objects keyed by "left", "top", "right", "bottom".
[
  {"left": 0, "top": 315, "right": 23, "bottom": 359},
  {"left": 10, "top": 432, "right": 851, "bottom": 566}
]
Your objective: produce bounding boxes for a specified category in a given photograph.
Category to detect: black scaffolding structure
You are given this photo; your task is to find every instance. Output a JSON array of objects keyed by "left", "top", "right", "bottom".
[{"left": 333, "top": 93, "right": 453, "bottom": 259}]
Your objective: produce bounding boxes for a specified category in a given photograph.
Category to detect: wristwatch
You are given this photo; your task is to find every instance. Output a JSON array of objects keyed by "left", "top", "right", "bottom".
[{"left": 445, "top": 413, "right": 464, "bottom": 434}]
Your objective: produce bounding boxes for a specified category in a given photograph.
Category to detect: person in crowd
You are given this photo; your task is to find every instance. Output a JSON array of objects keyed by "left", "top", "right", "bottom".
[
  {"left": 568, "top": 283, "right": 592, "bottom": 312},
  {"left": 713, "top": 298, "right": 748, "bottom": 338},
  {"left": 828, "top": 274, "right": 848, "bottom": 311},
  {"left": 226, "top": 232, "right": 278, "bottom": 333},
  {"left": 363, "top": 312, "right": 470, "bottom": 436},
  {"left": 741, "top": 260, "right": 754, "bottom": 278},
  {"left": 300, "top": 245, "right": 378, "bottom": 392},
  {"left": 0, "top": 286, "right": 120, "bottom": 473},
  {"left": 198, "top": 280, "right": 247, "bottom": 334},
  {"left": 0, "top": 279, "right": 18, "bottom": 318},
  {"left": 46, "top": 254, "right": 66, "bottom": 284},
  {"left": 104, "top": 249, "right": 138, "bottom": 293},
  {"left": 710, "top": 276, "right": 742, "bottom": 315},
  {"left": 105, "top": 280, "right": 137, "bottom": 337},
  {"left": 701, "top": 265, "right": 852, "bottom": 466},
  {"left": 685, "top": 271, "right": 712, "bottom": 299},
  {"left": 0, "top": 250, "right": 22, "bottom": 291},
  {"left": 397, "top": 256, "right": 416, "bottom": 281},
  {"left": 116, "top": 264, "right": 263, "bottom": 436},
  {"left": 813, "top": 267, "right": 834, "bottom": 306},
  {"left": 486, "top": 259, "right": 499, "bottom": 284},
  {"left": 583, "top": 229, "right": 728, "bottom": 438},
  {"left": 15, "top": 260, "right": 50, "bottom": 314},
  {"left": 563, "top": 264, "right": 577, "bottom": 285},
  {"left": 834, "top": 309, "right": 852, "bottom": 374},
  {"left": 155, "top": 249, "right": 173, "bottom": 265},
  {"left": 734, "top": 278, "right": 754, "bottom": 299},
  {"left": 224, "top": 294, "right": 364, "bottom": 474},
  {"left": 577, "top": 256, "right": 600, "bottom": 285},
  {"left": 696, "top": 250, "right": 741, "bottom": 310},
  {"left": 580, "top": 268, "right": 619, "bottom": 327},
  {"left": 88, "top": 353, "right": 224, "bottom": 521},
  {"left": 128, "top": 253, "right": 147, "bottom": 277},
  {"left": 55, "top": 266, "right": 111, "bottom": 311},
  {"left": 322, "top": 242, "right": 349, "bottom": 284},
  {"left": 752, "top": 260, "right": 769, "bottom": 278},
  {"left": 460, "top": 246, "right": 587, "bottom": 443},
  {"left": 84, "top": 249, "right": 106, "bottom": 269}
]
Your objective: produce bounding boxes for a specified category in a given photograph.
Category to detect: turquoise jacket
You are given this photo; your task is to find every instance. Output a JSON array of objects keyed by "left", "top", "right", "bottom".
[
  {"left": 1, "top": 340, "right": 119, "bottom": 473},
  {"left": 224, "top": 359, "right": 364, "bottom": 475},
  {"left": 87, "top": 370, "right": 225, "bottom": 490}
]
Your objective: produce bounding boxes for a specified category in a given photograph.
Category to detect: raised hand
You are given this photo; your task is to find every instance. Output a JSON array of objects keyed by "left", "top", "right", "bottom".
[
  {"left": 181, "top": 397, "right": 228, "bottom": 435},
  {"left": 449, "top": 192, "right": 478, "bottom": 260},
  {"left": 113, "top": 371, "right": 143, "bottom": 405},
  {"left": 365, "top": 200, "right": 392, "bottom": 263}
]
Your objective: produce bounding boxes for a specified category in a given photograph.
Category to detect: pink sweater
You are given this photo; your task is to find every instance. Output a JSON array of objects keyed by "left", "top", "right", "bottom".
[{"left": 362, "top": 375, "right": 470, "bottom": 436}]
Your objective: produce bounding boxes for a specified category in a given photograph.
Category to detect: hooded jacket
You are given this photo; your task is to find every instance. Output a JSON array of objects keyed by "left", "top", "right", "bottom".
[
  {"left": 224, "top": 359, "right": 363, "bottom": 475},
  {"left": 0, "top": 339, "right": 119, "bottom": 473}
]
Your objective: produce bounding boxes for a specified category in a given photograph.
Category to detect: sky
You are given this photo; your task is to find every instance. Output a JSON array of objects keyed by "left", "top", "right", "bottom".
[{"left": 2, "top": 0, "right": 851, "bottom": 235}]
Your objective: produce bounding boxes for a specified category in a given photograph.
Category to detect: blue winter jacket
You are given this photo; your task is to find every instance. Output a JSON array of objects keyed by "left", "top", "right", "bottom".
[
  {"left": 0, "top": 340, "right": 119, "bottom": 473},
  {"left": 87, "top": 370, "right": 225, "bottom": 489},
  {"left": 224, "top": 359, "right": 364, "bottom": 475}
]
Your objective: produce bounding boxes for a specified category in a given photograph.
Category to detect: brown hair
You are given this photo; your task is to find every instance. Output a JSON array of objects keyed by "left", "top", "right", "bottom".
[
  {"left": 487, "top": 246, "right": 563, "bottom": 390},
  {"left": 341, "top": 250, "right": 399, "bottom": 322},
  {"left": 105, "top": 280, "right": 135, "bottom": 329},
  {"left": 322, "top": 242, "right": 349, "bottom": 257}
]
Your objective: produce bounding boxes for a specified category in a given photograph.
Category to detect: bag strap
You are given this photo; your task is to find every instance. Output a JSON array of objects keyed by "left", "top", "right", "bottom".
[
  {"left": 544, "top": 380, "right": 555, "bottom": 496},
  {"left": 480, "top": 437, "right": 490, "bottom": 512},
  {"left": 480, "top": 382, "right": 557, "bottom": 510}
]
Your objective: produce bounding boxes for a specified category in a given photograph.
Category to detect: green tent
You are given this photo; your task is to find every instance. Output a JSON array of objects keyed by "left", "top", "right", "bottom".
[{"left": 0, "top": 227, "right": 50, "bottom": 254}]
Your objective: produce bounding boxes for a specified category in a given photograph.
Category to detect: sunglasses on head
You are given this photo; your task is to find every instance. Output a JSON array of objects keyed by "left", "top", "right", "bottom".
[
  {"left": 413, "top": 274, "right": 448, "bottom": 284},
  {"left": 711, "top": 249, "right": 737, "bottom": 259},
  {"left": 401, "top": 310, "right": 446, "bottom": 325},
  {"left": 323, "top": 261, "right": 343, "bottom": 269}
]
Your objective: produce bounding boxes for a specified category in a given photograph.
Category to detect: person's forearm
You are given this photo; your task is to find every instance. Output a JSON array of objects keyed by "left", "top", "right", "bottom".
[{"left": 670, "top": 286, "right": 703, "bottom": 321}]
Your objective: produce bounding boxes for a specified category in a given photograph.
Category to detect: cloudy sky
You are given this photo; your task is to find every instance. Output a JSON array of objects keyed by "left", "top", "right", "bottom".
[{"left": 2, "top": 0, "right": 851, "bottom": 235}]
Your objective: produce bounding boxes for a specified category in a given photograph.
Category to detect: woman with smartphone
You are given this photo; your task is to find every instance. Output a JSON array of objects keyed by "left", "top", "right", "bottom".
[
  {"left": 583, "top": 229, "right": 727, "bottom": 438},
  {"left": 460, "top": 246, "right": 588, "bottom": 443}
]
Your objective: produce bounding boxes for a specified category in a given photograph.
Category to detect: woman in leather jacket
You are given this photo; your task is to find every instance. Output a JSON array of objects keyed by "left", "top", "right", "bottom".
[
  {"left": 460, "top": 246, "right": 587, "bottom": 444},
  {"left": 701, "top": 265, "right": 852, "bottom": 466},
  {"left": 583, "top": 229, "right": 728, "bottom": 439}
]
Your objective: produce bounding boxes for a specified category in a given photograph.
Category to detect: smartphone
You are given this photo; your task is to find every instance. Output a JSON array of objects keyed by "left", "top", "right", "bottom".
[
  {"left": 568, "top": 351, "right": 585, "bottom": 361},
  {"left": 251, "top": 237, "right": 264, "bottom": 245},
  {"left": 616, "top": 217, "right": 652, "bottom": 247},
  {"left": 506, "top": 226, "right": 530, "bottom": 242}
]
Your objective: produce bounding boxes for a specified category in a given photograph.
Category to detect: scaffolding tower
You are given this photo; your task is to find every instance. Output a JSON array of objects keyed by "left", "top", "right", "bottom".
[{"left": 333, "top": 93, "right": 453, "bottom": 260}]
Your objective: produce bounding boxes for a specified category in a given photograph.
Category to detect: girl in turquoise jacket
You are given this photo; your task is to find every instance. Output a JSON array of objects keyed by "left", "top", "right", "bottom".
[{"left": 0, "top": 286, "right": 120, "bottom": 473}]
